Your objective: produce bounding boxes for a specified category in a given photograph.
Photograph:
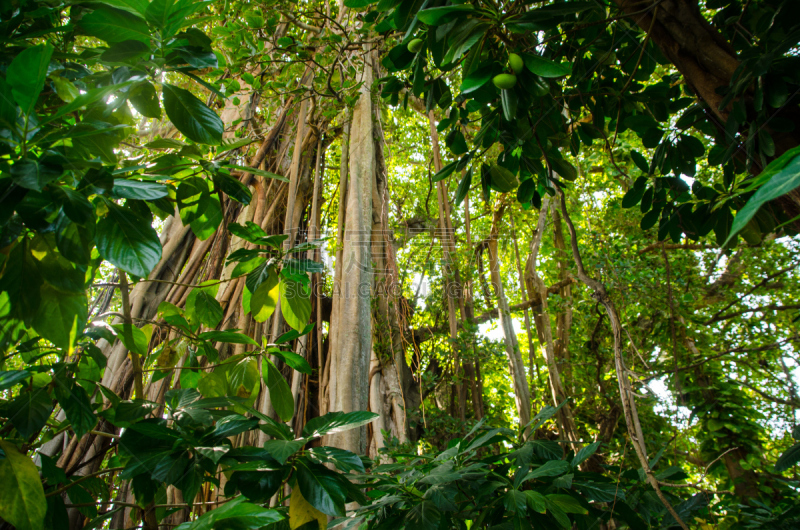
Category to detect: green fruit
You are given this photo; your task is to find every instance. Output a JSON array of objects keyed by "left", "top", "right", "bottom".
[
  {"left": 407, "top": 39, "right": 424, "bottom": 53},
  {"left": 508, "top": 53, "right": 524, "bottom": 74},
  {"left": 492, "top": 74, "right": 517, "bottom": 90}
]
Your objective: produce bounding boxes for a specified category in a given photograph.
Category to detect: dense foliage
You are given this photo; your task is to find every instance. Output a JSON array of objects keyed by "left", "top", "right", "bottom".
[{"left": 1, "top": 0, "right": 800, "bottom": 529}]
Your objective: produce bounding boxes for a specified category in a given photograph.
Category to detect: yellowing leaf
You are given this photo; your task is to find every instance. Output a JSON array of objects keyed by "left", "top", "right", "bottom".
[
  {"left": 289, "top": 485, "right": 327, "bottom": 530},
  {"left": 0, "top": 441, "right": 46, "bottom": 530}
]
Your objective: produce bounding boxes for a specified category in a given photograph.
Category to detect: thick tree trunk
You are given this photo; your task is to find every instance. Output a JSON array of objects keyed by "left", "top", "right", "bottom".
[
  {"left": 323, "top": 47, "right": 376, "bottom": 454},
  {"left": 614, "top": 0, "right": 800, "bottom": 216}
]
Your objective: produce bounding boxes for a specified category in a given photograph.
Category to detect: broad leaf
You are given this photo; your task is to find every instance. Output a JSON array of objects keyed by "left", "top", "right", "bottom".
[
  {"left": 571, "top": 441, "right": 601, "bottom": 468},
  {"left": 417, "top": 5, "right": 474, "bottom": 25},
  {"left": 280, "top": 278, "right": 311, "bottom": 331},
  {"left": 163, "top": 84, "right": 223, "bottom": 145},
  {"left": 80, "top": 6, "right": 151, "bottom": 43},
  {"left": 250, "top": 271, "right": 279, "bottom": 322},
  {"left": 289, "top": 482, "right": 327, "bottom": 530},
  {"left": 198, "top": 331, "right": 258, "bottom": 346},
  {"left": 96, "top": 203, "right": 162, "bottom": 278},
  {"left": 5, "top": 388, "right": 53, "bottom": 439},
  {"left": 6, "top": 44, "right": 54, "bottom": 116},
  {"left": 111, "top": 179, "right": 169, "bottom": 200},
  {"left": 263, "top": 439, "right": 304, "bottom": 465},
  {"left": 301, "top": 411, "right": 379, "bottom": 439},
  {"left": 0, "top": 441, "right": 46, "bottom": 530},
  {"left": 775, "top": 441, "right": 800, "bottom": 472},
  {"left": 295, "top": 460, "right": 346, "bottom": 516},
  {"left": 726, "top": 148, "right": 800, "bottom": 245},
  {"left": 521, "top": 460, "right": 570, "bottom": 482},
  {"left": 173, "top": 497, "right": 283, "bottom": 530},
  {"left": 33, "top": 285, "right": 87, "bottom": 350},
  {"left": 405, "top": 500, "right": 441, "bottom": 530},
  {"left": 262, "top": 357, "right": 294, "bottom": 422},
  {"left": 522, "top": 53, "right": 571, "bottom": 78},
  {"left": 270, "top": 349, "right": 312, "bottom": 375}
]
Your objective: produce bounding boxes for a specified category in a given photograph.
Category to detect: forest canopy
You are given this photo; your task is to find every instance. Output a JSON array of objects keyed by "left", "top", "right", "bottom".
[{"left": 1, "top": 0, "right": 800, "bottom": 529}]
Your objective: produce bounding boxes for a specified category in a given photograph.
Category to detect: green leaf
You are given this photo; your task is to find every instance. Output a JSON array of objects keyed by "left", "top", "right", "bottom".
[
  {"left": 574, "top": 481, "right": 621, "bottom": 503},
  {"left": 550, "top": 158, "right": 577, "bottom": 181},
  {"left": 43, "top": 83, "right": 133, "bottom": 125},
  {"left": 33, "top": 285, "right": 87, "bottom": 351},
  {"left": 10, "top": 159, "right": 62, "bottom": 192},
  {"left": 521, "top": 460, "right": 570, "bottom": 483},
  {"left": 631, "top": 150, "right": 649, "bottom": 173},
  {"left": 5, "top": 388, "right": 53, "bottom": 439},
  {"left": 186, "top": 287, "right": 223, "bottom": 328},
  {"left": 56, "top": 187, "right": 95, "bottom": 226},
  {"left": 102, "top": 0, "right": 149, "bottom": 16},
  {"left": 6, "top": 44, "right": 54, "bottom": 116},
  {"left": 197, "top": 372, "right": 227, "bottom": 398},
  {"left": 725, "top": 149, "right": 800, "bottom": 246},
  {"left": 295, "top": 460, "right": 346, "bottom": 516},
  {"left": 280, "top": 278, "right": 311, "bottom": 332},
  {"left": 460, "top": 67, "right": 492, "bottom": 94},
  {"left": 0, "top": 77, "right": 17, "bottom": 128},
  {"left": 101, "top": 39, "right": 151, "bottom": 62},
  {"left": 96, "top": 203, "right": 162, "bottom": 278},
  {"left": 173, "top": 497, "right": 283, "bottom": 530},
  {"left": 198, "top": 331, "right": 258, "bottom": 346},
  {"left": 163, "top": 84, "right": 223, "bottom": 145},
  {"left": 432, "top": 160, "right": 458, "bottom": 183},
  {"left": 111, "top": 323, "right": 149, "bottom": 355},
  {"left": 111, "top": 179, "right": 169, "bottom": 200},
  {"left": 405, "top": 501, "right": 441, "bottom": 530},
  {"left": 343, "top": 0, "right": 376, "bottom": 7},
  {"left": 263, "top": 439, "right": 304, "bottom": 465},
  {"left": 571, "top": 441, "right": 601, "bottom": 468},
  {"left": 547, "top": 494, "right": 587, "bottom": 514},
  {"left": 80, "top": 6, "right": 151, "bottom": 43},
  {"left": 0, "top": 371, "right": 30, "bottom": 391},
  {"left": 145, "top": 0, "right": 177, "bottom": 31},
  {"left": 270, "top": 349, "right": 312, "bottom": 375},
  {"left": 522, "top": 53, "right": 571, "bottom": 78},
  {"left": 775, "top": 441, "right": 800, "bottom": 472},
  {"left": 0, "top": 441, "right": 46, "bottom": 530},
  {"left": 454, "top": 168, "right": 472, "bottom": 205},
  {"left": 195, "top": 446, "right": 229, "bottom": 465},
  {"left": 251, "top": 273, "right": 280, "bottom": 323},
  {"left": 54, "top": 380, "right": 97, "bottom": 438},
  {"left": 176, "top": 177, "right": 223, "bottom": 240},
  {"left": 301, "top": 411, "right": 379, "bottom": 439},
  {"left": 307, "top": 447, "right": 364, "bottom": 473},
  {"left": 488, "top": 164, "right": 518, "bottom": 192},
  {"left": 129, "top": 81, "right": 161, "bottom": 119},
  {"left": 213, "top": 173, "right": 252, "bottom": 204},
  {"left": 525, "top": 490, "right": 547, "bottom": 513},
  {"left": 417, "top": 5, "right": 475, "bottom": 25},
  {"left": 262, "top": 357, "right": 294, "bottom": 423}
]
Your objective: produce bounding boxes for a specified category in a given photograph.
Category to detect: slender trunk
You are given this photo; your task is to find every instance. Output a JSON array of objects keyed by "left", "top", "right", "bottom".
[
  {"left": 487, "top": 203, "right": 531, "bottom": 430},
  {"left": 550, "top": 201, "right": 574, "bottom": 394},
  {"left": 509, "top": 214, "right": 540, "bottom": 397},
  {"left": 556, "top": 190, "right": 689, "bottom": 530},
  {"left": 427, "top": 111, "right": 468, "bottom": 422},
  {"left": 523, "top": 197, "right": 580, "bottom": 444}
]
